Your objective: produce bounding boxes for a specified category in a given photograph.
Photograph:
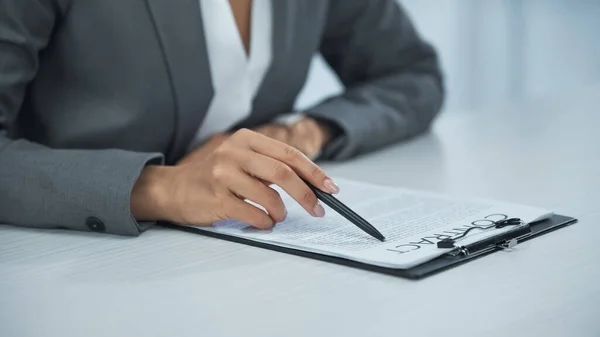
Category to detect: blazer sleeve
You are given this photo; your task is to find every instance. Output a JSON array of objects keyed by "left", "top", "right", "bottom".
[
  {"left": 0, "top": 0, "right": 164, "bottom": 236},
  {"left": 306, "top": 0, "right": 445, "bottom": 160}
]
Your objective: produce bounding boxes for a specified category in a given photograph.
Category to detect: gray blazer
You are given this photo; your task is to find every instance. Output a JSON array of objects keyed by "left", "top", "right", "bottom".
[{"left": 0, "top": 0, "right": 444, "bottom": 236}]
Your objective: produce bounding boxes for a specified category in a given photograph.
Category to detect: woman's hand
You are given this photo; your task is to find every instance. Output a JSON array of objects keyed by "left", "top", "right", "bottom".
[
  {"left": 130, "top": 129, "right": 339, "bottom": 229},
  {"left": 254, "top": 116, "right": 333, "bottom": 159}
]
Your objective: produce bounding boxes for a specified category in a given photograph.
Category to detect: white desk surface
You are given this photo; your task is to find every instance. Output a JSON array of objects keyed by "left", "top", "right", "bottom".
[{"left": 1, "top": 85, "right": 599, "bottom": 337}]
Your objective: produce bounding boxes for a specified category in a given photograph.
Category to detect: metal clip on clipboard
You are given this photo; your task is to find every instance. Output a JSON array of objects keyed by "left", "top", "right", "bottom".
[{"left": 437, "top": 218, "right": 533, "bottom": 257}]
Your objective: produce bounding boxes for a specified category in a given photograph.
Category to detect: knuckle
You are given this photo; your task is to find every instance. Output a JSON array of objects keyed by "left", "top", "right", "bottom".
[
  {"left": 272, "top": 163, "right": 293, "bottom": 182},
  {"left": 211, "top": 164, "right": 229, "bottom": 182},
  {"left": 310, "top": 166, "right": 325, "bottom": 180},
  {"left": 212, "top": 145, "right": 231, "bottom": 160},
  {"left": 283, "top": 145, "right": 301, "bottom": 162},
  {"left": 302, "top": 189, "right": 317, "bottom": 205},
  {"left": 234, "top": 128, "right": 253, "bottom": 139}
]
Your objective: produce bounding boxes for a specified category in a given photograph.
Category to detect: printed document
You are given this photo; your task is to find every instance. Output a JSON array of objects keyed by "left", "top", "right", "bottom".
[{"left": 193, "top": 179, "right": 552, "bottom": 269}]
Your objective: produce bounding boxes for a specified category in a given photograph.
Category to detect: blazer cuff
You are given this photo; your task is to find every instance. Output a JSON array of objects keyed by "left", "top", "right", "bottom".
[
  {"left": 306, "top": 114, "right": 347, "bottom": 161},
  {"left": 304, "top": 99, "right": 363, "bottom": 160},
  {"left": 126, "top": 154, "right": 166, "bottom": 234},
  {"left": 68, "top": 150, "right": 166, "bottom": 236}
]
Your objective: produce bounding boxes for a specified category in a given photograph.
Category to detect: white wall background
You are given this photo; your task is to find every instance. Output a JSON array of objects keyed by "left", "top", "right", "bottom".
[{"left": 295, "top": 0, "right": 600, "bottom": 113}]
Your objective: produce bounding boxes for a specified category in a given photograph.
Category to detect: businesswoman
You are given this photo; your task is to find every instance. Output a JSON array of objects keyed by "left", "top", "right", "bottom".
[{"left": 0, "top": 0, "right": 444, "bottom": 235}]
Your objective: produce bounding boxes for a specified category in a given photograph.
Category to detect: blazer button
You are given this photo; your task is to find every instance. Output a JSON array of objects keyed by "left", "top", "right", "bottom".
[{"left": 86, "top": 217, "right": 106, "bottom": 232}]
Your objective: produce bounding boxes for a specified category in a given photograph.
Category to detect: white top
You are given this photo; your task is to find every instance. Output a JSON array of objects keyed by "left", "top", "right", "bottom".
[{"left": 188, "top": 0, "right": 273, "bottom": 150}]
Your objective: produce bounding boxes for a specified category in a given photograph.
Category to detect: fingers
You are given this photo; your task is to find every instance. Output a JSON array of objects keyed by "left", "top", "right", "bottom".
[
  {"left": 237, "top": 150, "right": 326, "bottom": 218},
  {"left": 223, "top": 196, "right": 276, "bottom": 230},
  {"left": 253, "top": 121, "right": 320, "bottom": 158},
  {"left": 232, "top": 129, "right": 339, "bottom": 195},
  {"left": 290, "top": 119, "right": 321, "bottom": 157},
  {"left": 254, "top": 124, "right": 290, "bottom": 143},
  {"left": 224, "top": 168, "right": 287, "bottom": 223}
]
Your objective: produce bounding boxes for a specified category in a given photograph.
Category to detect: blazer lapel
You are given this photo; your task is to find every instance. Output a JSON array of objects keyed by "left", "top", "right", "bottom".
[
  {"left": 270, "top": 0, "right": 296, "bottom": 59},
  {"left": 144, "top": 0, "right": 213, "bottom": 163}
]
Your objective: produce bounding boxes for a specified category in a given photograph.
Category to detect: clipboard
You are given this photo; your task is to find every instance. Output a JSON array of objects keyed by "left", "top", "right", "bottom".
[{"left": 163, "top": 213, "right": 577, "bottom": 280}]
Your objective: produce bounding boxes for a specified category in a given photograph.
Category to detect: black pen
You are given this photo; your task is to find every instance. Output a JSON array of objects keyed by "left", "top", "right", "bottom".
[{"left": 303, "top": 179, "right": 386, "bottom": 242}]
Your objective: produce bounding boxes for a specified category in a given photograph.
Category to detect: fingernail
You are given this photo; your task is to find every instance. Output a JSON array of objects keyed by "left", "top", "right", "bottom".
[
  {"left": 313, "top": 202, "right": 326, "bottom": 217},
  {"left": 324, "top": 178, "right": 340, "bottom": 194}
]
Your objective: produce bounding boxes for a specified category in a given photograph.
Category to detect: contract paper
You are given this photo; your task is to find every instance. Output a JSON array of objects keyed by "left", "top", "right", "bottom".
[{"left": 194, "top": 179, "right": 553, "bottom": 269}]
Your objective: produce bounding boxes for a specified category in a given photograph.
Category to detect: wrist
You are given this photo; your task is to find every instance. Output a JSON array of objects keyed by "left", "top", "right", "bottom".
[{"left": 130, "top": 165, "right": 173, "bottom": 222}]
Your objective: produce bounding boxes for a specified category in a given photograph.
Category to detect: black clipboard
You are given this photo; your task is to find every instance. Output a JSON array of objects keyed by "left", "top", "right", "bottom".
[{"left": 162, "top": 214, "right": 577, "bottom": 280}]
